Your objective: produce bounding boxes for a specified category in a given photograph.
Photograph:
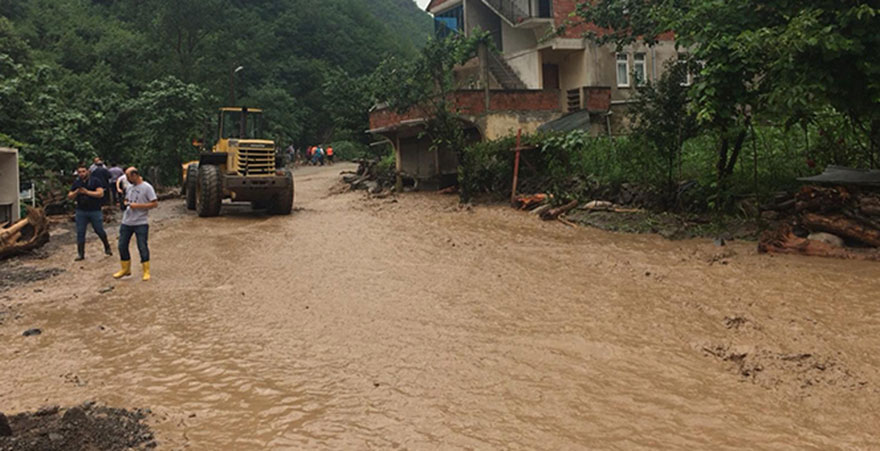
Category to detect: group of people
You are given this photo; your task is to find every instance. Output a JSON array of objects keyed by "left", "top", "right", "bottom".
[
  {"left": 68, "top": 157, "right": 158, "bottom": 281},
  {"left": 282, "top": 144, "right": 336, "bottom": 166},
  {"left": 306, "top": 144, "right": 334, "bottom": 166}
]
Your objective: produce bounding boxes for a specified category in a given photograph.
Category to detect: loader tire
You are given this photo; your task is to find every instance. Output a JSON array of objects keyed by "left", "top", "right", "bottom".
[
  {"left": 185, "top": 164, "right": 198, "bottom": 210},
  {"left": 197, "top": 164, "right": 222, "bottom": 217},
  {"left": 269, "top": 170, "right": 294, "bottom": 215}
]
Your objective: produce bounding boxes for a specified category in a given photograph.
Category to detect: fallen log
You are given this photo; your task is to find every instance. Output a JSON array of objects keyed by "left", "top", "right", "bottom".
[
  {"left": 541, "top": 200, "right": 578, "bottom": 221},
  {"left": 0, "top": 216, "right": 30, "bottom": 242},
  {"left": 759, "top": 224, "right": 880, "bottom": 261},
  {"left": 801, "top": 212, "right": 880, "bottom": 247},
  {"left": 0, "top": 208, "right": 51, "bottom": 260}
]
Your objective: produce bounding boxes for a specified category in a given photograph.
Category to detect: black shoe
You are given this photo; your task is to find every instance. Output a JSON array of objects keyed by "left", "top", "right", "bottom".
[
  {"left": 104, "top": 248, "right": 113, "bottom": 256},
  {"left": 75, "top": 255, "right": 85, "bottom": 261},
  {"left": 76, "top": 243, "right": 85, "bottom": 261}
]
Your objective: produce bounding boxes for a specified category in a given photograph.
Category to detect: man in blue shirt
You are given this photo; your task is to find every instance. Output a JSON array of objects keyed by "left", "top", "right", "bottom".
[{"left": 67, "top": 163, "right": 112, "bottom": 261}]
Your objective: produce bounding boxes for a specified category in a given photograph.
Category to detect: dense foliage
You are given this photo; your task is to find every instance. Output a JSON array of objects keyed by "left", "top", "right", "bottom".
[
  {"left": 0, "top": 0, "right": 431, "bottom": 184},
  {"left": 575, "top": 0, "right": 880, "bottom": 172},
  {"left": 458, "top": 0, "right": 880, "bottom": 212}
]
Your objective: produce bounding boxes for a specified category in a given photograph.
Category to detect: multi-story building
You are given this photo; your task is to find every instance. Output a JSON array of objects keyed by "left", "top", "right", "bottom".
[
  {"left": 368, "top": 0, "right": 679, "bottom": 189},
  {"left": 428, "top": 0, "right": 679, "bottom": 121}
]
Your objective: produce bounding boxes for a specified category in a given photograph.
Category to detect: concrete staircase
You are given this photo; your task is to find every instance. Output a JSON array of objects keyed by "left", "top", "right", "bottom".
[{"left": 487, "top": 52, "right": 527, "bottom": 90}]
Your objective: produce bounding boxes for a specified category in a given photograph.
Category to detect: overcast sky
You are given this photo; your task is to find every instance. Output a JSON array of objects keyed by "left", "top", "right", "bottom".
[{"left": 414, "top": 0, "right": 430, "bottom": 9}]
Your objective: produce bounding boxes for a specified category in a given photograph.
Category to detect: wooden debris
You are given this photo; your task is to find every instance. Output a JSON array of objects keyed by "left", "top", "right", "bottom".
[
  {"left": 557, "top": 217, "right": 578, "bottom": 228},
  {"left": 530, "top": 204, "right": 553, "bottom": 216},
  {"left": 513, "top": 193, "right": 548, "bottom": 210},
  {"left": 801, "top": 212, "right": 880, "bottom": 247},
  {"left": 795, "top": 185, "right": 850, "bottom": 213},
  {"left": 760, "top": 184, "right": 880, "bottom": 260},
  {"left": 758, "top": 224, "right": 880, "bottom": 261},
  {"left": 541, "top": 200, "right": 578, "bottom": 221},
  {"left": 0, "top": 208, "right": 51, "bottom": 260}
]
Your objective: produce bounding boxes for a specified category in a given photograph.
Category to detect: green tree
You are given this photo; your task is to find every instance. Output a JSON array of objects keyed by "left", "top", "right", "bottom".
[
  {"left": 628, "top": 59, "right": 700, "bottom": 202},
  {"left": 132, "top": 76, "right": 207, "bottom": 183}
]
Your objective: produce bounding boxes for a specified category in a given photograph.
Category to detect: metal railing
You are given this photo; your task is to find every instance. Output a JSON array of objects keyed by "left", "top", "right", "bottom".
[{"left": 481, "top": 0, "right": 552, "bottom": 25}]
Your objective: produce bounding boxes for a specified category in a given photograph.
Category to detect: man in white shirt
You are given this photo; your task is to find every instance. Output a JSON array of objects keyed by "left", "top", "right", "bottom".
[{"left": 113, "top": 167, "right": 159, "bottom": 281}]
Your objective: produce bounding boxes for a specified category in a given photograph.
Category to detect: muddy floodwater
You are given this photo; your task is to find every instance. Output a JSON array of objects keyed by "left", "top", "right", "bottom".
[{"left": 2, "top": 163, "right": 880, "bottom": 449}]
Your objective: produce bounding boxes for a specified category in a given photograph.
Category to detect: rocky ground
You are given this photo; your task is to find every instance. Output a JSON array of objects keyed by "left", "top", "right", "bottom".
[{"left": 0, "top": 403, "right": 155, "bottom": 451}]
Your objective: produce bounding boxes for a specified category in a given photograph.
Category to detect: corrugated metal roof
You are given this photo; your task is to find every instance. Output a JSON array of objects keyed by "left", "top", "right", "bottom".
[
  {"left": 537, "top": 110, "right": 591, "bottom": 133},
  {"left": 798, "top": 165, "right": 880, "bottom": 187}
]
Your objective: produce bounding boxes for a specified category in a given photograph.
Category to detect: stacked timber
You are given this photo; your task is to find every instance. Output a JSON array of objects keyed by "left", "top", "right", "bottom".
[
  {"left": 0, "top": 208, "right": 50, "bottom": 259},
  {"left": 759, "top": 186, "right": 880, "bottom": 261}
]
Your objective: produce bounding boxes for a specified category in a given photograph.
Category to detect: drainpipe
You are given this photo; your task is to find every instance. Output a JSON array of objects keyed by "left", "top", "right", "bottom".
[{"left": 651, "top": 47, "right": 657, "bottom": 82}]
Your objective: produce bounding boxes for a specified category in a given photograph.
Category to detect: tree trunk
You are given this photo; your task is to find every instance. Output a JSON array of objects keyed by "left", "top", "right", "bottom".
[{"left": 801, "top": 212, "right": 880, "bottom": 247}]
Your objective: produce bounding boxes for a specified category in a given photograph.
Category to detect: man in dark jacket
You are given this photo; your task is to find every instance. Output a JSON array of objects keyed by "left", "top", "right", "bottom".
[
  {"left": 90, "top": 158, "right": 112, "bottom": 205},
  {"left": 68, "top": 163, "right": 112, "bottom": 261}
]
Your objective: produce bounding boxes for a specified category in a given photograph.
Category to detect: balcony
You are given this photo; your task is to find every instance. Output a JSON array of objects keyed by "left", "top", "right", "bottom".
[{"left": 480, "top": 0, "right": 553, "bottom": 28}]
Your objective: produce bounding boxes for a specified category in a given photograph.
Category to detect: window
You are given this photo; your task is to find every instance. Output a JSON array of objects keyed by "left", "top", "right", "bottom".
[
  {"left": 221, "top": 110, "right": 264, "bottom": 140},
  {"left": 434, "top": 5, "right": 464, "bottom": 39},
  {"left": 633, "top": 53, "right": 647, "bottom": 86},
  {"left": 677, "top": 53, "right": 695, "bottom": 86},
  {"left": 616, "top": 53, "right": 629, "bottom": 87}
]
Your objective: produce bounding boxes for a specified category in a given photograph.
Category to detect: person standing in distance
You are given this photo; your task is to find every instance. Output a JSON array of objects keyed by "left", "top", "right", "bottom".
[
  {"left": 113, "top": 167, "right": 158, "bottom": 281},
  {"left": 68, "top": 163, "right": 113, "bottom": 261}
]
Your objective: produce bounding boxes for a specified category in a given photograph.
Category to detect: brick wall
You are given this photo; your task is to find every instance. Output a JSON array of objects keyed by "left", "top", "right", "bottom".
[
  {"left": 584, "top": 86, "right": 610, "bottom": 112},
  {"left": 369, "top": 90, "right": 561, "bottom": 131}
]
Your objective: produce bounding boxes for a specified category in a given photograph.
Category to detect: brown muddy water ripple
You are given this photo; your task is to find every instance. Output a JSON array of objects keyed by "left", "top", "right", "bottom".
[{"left": 2, "top": 164, "right": 880, "bottom": 449}]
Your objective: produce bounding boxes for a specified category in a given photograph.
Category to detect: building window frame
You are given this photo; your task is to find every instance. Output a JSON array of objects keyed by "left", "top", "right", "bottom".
[
  {"left": 633, "top": 53, "right": 647, "bottom": 86},
  {"left": 677, "top": 53, "right": 695, "bottom": 86},
  {"left": 434, "top": 4, "right": 464, "bottom": 39},
  {"left": 616, "top": 53, "right": 630, "bottom": 88}
]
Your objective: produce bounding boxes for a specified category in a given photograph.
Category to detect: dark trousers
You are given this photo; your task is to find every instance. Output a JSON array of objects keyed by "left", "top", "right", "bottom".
[
  {"left": 75, "top": 209, "right": 107, "bottom": 244},
  {"left": 119, "top": 224, "right": 150, "bottom": 263}
]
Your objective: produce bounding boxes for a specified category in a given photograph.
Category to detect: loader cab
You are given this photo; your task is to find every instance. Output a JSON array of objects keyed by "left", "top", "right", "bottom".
[{"left": 215, "top": 107, "right": 265, "bottom": 153}]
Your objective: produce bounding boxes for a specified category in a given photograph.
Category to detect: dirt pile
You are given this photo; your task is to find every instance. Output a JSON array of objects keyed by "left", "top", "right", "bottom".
[
  {"left": 341, "top": 158, "right": 396, "bottom": 194},
  {"left": 0, "top": 403, "right": 156, "bottom": 451}
]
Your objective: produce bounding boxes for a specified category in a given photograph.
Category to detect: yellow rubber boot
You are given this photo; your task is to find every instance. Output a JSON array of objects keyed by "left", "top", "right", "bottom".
[
  {"left": 142, "top": 261, "right": 151, "bottom": 282},
  {"left": 113, "top": 260, "right": 132, "bottom": 279}
]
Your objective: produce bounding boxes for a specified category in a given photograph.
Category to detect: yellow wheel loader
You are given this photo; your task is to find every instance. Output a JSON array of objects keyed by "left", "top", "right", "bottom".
[{"left": 185, "top": 107, "right": 294, "bottom": 217}]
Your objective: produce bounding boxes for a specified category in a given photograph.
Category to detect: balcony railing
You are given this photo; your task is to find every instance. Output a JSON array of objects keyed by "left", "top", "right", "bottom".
[{"left": 481, "top": 0, "right": 552, "bottom": 26}]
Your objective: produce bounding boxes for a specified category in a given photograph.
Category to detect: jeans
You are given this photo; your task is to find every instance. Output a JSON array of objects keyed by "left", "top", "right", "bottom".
[
  {"left": 75, "top": 209, "right": 107, "bottom": 244},
  {"left": 119, "top": 224, "right": 150, "bottom": 263}
]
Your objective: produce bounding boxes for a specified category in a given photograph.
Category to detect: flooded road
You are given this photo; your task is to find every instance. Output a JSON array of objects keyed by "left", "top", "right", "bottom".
[{"left": 2, "top": 163, "right": 880, "bottom": 449}]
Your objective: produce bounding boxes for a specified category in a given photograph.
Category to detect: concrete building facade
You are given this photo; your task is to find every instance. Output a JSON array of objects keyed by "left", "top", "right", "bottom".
[
  {"left": 0, "top": 147, "right": 20, "bottom": 224},
  {"left": 368, "top": 0, "right": 680, "bottom": 189}
]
